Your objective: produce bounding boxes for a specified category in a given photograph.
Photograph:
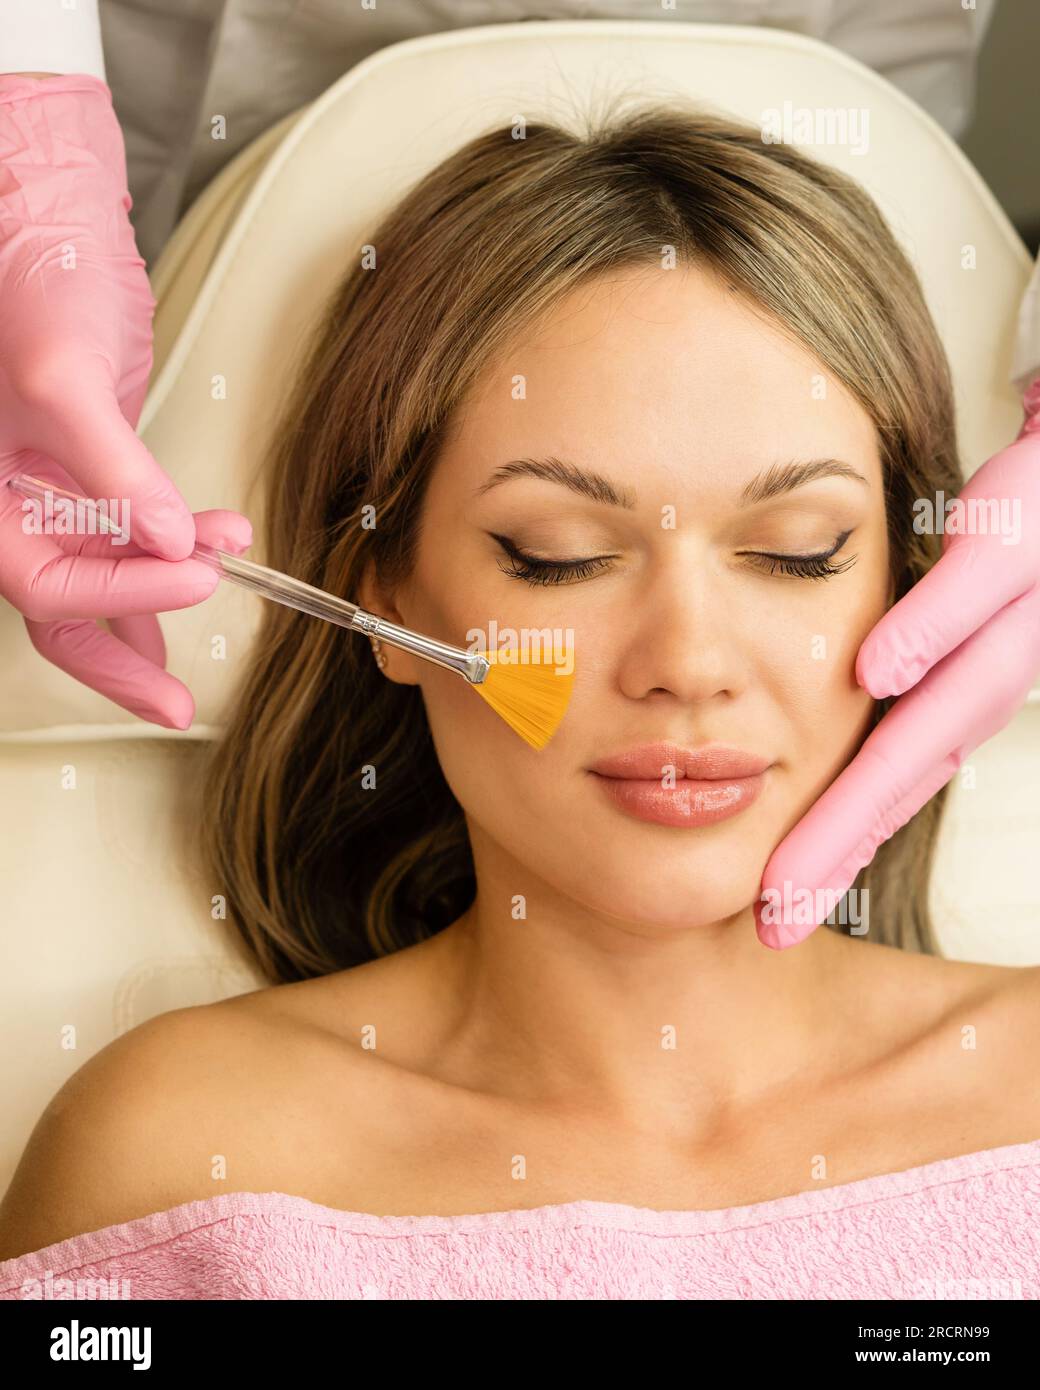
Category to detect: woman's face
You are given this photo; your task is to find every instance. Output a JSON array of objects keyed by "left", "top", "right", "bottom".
[{"left": 377, "top": 262, "right": 892, "bottom": 927}]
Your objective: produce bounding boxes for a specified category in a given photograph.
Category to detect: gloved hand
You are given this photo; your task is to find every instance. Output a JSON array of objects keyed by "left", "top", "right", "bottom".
[
  {"left": 14, "top": 498, "right": 252, "bottom": 726},
  {"left": 0, "top": 73, "right": 250, "bottom": 729},
  {"left": 756, "top": 382, "right": 1040, "bottom": 948}
]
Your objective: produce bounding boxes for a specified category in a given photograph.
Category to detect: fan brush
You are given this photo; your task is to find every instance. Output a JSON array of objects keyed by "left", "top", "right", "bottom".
[{"left": 7, "top": 472, "right": 576, "bottom": 750}]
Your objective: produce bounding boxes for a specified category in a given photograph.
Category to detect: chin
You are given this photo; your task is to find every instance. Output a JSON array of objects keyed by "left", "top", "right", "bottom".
[{"left": 557, "top": 849, "right": 768, "bottom": 931}]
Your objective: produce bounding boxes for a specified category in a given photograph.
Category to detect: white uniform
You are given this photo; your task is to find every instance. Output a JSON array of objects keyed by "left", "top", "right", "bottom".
[{"left": 3, "top": 0, "right": 1038, "bottom": 387}]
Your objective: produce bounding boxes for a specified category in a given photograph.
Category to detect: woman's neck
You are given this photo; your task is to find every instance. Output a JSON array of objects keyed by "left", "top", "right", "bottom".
[{"left": 419, "top": 872, "right": 863, "bottom": 1142}]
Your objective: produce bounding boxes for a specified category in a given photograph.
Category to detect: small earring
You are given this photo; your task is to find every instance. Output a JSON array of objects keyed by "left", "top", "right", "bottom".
[{"left": 369, "top": 635, "right": 388, "bottom": 670}]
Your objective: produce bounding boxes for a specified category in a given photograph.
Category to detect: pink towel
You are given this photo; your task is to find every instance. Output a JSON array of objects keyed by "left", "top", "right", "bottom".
[{"left": 2, "top": 1139, "right": 1039, "bottom": 1300}]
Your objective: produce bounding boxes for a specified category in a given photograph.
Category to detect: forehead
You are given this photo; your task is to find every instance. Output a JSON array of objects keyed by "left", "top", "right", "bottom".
[{"left": 436, "top": 262, "right": 881, "bottom": 502}]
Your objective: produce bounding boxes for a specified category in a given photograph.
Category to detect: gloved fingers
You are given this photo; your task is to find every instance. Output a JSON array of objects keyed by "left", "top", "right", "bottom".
[
  {"left": 1, "top": 451, "right": 80, "bottom": 493},
  {"left": 857, "top": 534, "right": 1029, "bottom": 700},
  {"left": 858, "top": 431, "right": 1040, "bottom": 701},
  {"left": 193, "top": 508, "right": 253, "bottom": 555},
  {"left": 49, "top": 507, "right": 254, "bottom": 560},
  {"left": 0, "top": 505, "right": 219, "bottom": 621},
  {"left": 23, "top": 615, "right": 196, "bottom": 730},
  {"left": 755, "top": 752, "right": 961, "bottom": 950},
  {"left": 103, "top": 614, "right": 167, "bottom": 669},
  {"left": 757, "top": 593, "right": 1040, "bottom": 949},
  {"left": 10, "top": 358, "right": 196, "bottom": 562}
]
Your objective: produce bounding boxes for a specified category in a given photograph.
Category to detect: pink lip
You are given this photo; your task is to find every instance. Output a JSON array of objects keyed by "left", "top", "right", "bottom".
[{"left": 588, "top": 742, "right": 773, "bottom": 828}]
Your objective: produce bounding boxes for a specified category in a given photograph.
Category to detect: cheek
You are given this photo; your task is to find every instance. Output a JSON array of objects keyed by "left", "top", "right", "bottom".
[
  {"left": 764, "top": 568, "right": 887, "bottom": 806},
  {"left": 421, "top": 668, "right": 576, "bottom": 875},
  {"left": 794, "top": 650, "right": 877, "bottom": 762},
  {"left": 406, "top": 596, "right": 555, "bottom": 827},
  {"left": 750, "top": 539, "right": 889, "bottom": 756},
  {"left": 402, "top": 533, "right": 580, "bottom": 811}
]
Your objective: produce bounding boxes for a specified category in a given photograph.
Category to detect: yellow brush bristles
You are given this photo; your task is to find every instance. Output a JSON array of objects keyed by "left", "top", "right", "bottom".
[{"left": 471, "top": 647, "right": 575, "bottom": 750}]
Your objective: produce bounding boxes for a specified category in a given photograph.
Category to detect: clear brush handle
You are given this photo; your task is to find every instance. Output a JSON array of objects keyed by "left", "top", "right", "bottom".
[
  {"left": 6, "top": 472, "right": 490, "bottom": 685},
  {"left": 192, "top": 541, "right": 362, "bottom": 628},
  {"left": 192, "top": 543, "right": 489, "bottom": 683}
]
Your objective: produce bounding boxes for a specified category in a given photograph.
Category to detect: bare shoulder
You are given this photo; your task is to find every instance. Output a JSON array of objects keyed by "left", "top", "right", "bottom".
[
  {"left": 832, "top": 931, "right": 1040, "bottom": 1023},
  {"left": 918, "top": 952, "right": 1040, "bottom": 1030},
  {"left": 958, "top": 957, "right": 1040, "bottom": 1044},
  {"left": 226, "top": 934, "right": 459, "bottom": 1072},
  {"left": 823, "top": 933, "right": 1040, "bottom": 1076},
  {"left": 0, "top": 999, "right": 327, "bottom": 1263},
  {"left": 0, "top": 959, "right": 436, "bottom": 1263},
  {"left": 879, "top": 948, "right": 1040, "bottom": 1103}
]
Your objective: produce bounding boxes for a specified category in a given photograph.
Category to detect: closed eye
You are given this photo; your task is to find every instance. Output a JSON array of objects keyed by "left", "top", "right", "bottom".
[
  {"left": 490, "top": 533, "right": 617, "bottom": 586},
  {"left": 489, "top": 529, "right": 858, "bottom": 586},
  {"left": 742, "top": 529, "right": 857, "bottom": 580}
]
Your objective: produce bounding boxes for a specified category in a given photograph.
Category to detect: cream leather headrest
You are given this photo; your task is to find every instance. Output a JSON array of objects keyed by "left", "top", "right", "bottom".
[{"left": 0, "top": 20, "right": 1032, "bottom": 740}]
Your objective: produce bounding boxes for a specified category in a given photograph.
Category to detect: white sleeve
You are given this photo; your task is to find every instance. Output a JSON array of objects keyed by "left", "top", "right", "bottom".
[{"left": 0, "top": 0, "right": 105, "bottom": 80}]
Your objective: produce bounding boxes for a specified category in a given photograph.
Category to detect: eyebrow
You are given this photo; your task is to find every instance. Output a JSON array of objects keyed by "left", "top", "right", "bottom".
[
  {"left": 473, "top": 455, "right": 869, "bottom": 507},
  {"left": 739, "top": 458, "right": 870, "bottom": 505},
  {"left": 474, "top": 456, "right": 636, "bottom": 508}
]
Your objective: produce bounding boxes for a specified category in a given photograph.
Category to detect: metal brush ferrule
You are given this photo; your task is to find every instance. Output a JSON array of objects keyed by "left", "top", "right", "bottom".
[{"left": 351, "top": 608, "right": 491, "bottom": 684}]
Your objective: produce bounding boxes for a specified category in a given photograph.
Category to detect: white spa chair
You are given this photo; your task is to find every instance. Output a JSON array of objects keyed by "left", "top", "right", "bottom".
[{"left": 1, "top": 20, "right": 1037, "bottom": 1191}]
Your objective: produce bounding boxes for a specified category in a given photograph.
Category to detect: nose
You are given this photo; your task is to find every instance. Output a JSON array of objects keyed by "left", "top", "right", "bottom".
[{"left": 614, "top": 545, "right": 750, "bottom": 705}]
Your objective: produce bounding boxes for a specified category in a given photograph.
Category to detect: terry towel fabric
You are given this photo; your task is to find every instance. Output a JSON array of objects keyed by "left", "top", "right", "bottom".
[{"left": 2, "top": 1139, "right": 1039, "bottom": 1300}]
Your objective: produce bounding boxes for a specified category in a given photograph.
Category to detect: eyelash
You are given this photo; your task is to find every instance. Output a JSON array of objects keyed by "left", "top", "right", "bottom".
[
  {"left": 490, "top": 530, "right": 857, "bottom": 586},
  {"left": 751, "top": 531, "right": 857, "bottom": 581}
]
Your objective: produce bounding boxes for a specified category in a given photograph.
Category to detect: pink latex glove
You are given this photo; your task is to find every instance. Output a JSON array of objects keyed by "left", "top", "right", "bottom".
[
  {"left": 756, "top": 381, "right": 1040, "bottom": 948},
  {"left": 0, "top": 73, "right": 250, "bottom": 729}
]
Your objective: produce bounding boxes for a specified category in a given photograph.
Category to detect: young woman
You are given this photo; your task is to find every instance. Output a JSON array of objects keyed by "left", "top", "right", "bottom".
[{"left": 1, "top": 106, "right": 1037, "bottom": 1300}]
